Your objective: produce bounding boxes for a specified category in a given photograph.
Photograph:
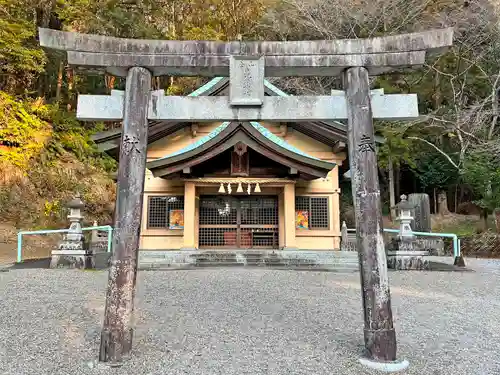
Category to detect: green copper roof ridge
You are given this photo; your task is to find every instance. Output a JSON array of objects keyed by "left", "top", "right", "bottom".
[
  {"left": 155, "top": 121, "right": 323, "bottom": 163},
  {"left": 188, "top": 76, "right": 290, "bottom": 98},
  {"left": 152, "top": 78, "right": 300, "bottom": 162},
  {"left": 264, "top": 80, "right": 290, "bottom": 97},
  {"left": 154, "top": 121, "right": 231, "bottom": 161},
  {"left": 248, "top": 122, "right": 320, "bottom": 161},
  {"left": 188, "top": 76, "right": 225, "bottom": 97},
  {"left": 151, "top": 78, "right": 330, "bottom": 164}
]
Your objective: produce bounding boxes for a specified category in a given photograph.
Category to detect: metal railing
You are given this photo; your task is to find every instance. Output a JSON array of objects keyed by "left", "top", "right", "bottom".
[{"left": 16, "top": 225, "right": 113, "bottom": 263}]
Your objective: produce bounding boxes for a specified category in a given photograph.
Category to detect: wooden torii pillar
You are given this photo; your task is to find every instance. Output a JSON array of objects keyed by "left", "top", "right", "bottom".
[{"left": 38, "top": 27, "right": 453, "bottom": 370}]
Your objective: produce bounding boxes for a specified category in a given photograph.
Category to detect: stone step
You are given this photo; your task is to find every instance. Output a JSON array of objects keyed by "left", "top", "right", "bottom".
[
  {"left": 140, "top": 263, "right": 359, "bottom": 272},
  {"left": 138, "top": 250, "right": 360, "bottom": 272},
  {"left": 139, "top": 260, "right": 360, "bottom": 267}
]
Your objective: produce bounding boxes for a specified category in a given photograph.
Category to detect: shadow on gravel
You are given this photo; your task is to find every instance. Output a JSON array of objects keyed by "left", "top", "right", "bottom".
[
  {"left": 9, "top": 257, "right": 51, "bottom": 269},
  {"left": 427, "top": 261, "right": 474, "bottom": 272}
]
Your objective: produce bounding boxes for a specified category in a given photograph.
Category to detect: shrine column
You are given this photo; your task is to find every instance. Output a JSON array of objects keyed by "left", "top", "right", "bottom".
[
  {"left": 283, "top": 183, "right": 297, "bottom": 250},
  {"left": 194, "top": 192, "right": 200, "bottom": 249},
  {"left": 331, "top": 166, "right": 341, "bottom": 249},
  {"left": 182, "top": 182, "right": 196, "bottom": 250},
  {"left": 278, "top": 191, "right": 285, "bottom": 248}
]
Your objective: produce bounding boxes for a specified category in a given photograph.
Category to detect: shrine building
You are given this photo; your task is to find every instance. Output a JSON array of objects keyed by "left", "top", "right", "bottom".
[{"left": 93, "top": 77, "right": 352, "bottom": 252}]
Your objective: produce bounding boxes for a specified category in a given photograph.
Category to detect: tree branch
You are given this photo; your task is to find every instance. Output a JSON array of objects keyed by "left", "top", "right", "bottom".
[
  {"left": 407, "top": 136, "right": 460, "bottom": 169},
  {"left": 489, "top": 70, "right": 500, "bottom": 140}
]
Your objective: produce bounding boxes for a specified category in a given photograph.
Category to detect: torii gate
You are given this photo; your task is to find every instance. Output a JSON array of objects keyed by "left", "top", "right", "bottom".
[{"left": 39, "top": 27, "right": 453, "bottom": 370}]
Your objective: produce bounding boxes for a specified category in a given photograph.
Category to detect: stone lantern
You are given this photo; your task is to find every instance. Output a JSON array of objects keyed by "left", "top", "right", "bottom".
[
  {"left": 387, "top": 194, "right": 430, "bottom": 270},
  {"left": 66, "top": 193, "right": 85, "bottom": 241},
  {"left": 50, "top": 193, "right": 89, "bottom": 269},
  {"left": 395, "top": 194, "right": 415, "bottom": 241}
]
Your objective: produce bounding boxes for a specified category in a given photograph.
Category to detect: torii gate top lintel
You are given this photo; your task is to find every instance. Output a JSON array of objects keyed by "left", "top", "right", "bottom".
[{"left": 38, "top": 27, "right": 454, "bottom": 77}]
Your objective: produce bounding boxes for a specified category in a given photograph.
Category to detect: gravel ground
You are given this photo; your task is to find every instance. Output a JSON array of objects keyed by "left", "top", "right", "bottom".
[{"left": 1, "top": 258, "right": 499, "bottom": 375}]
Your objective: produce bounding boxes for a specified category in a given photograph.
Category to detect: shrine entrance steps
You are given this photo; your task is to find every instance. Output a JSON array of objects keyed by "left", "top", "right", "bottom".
[{"left": 138, "top": 250, "right": 359, "bottom": 272}]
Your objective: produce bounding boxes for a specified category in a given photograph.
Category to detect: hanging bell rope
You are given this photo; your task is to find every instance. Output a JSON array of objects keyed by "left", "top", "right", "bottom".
[
  {"left": 227, "top": 183, "right": 232, "bottom": 194},
  {"left": 247, "top": 183, "right": 252, "bottom": 195}
]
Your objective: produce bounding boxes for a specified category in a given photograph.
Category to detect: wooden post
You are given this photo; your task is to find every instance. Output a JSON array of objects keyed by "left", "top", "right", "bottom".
[
  {"left": 182, "top": 182, "right": 196, "bottom": 250},
  {"left": 278, "top": 191, "right": 285, "bottom": 248},
  {"left": 283, "top": 183, "right": 297, "bottom": 250},
  {"left": 99, "top": 67, "right": 151, "bottom": 363},
  {"left": 343, "top": 67, "right": 398, "bottom": 363}
]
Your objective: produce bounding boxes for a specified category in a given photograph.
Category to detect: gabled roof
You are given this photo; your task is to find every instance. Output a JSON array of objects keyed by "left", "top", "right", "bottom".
[
  {"left": 91, "top": 76, "right": 229, "bottom": 158},
  {"left": 91, "top": 77, "right": 359, "bottom": 159},
  {"left": 147, "top": 121, "right": 336, "bottom": 180}
]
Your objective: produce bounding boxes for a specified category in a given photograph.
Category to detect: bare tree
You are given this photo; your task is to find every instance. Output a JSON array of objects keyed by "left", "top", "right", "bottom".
[
  {"left": 259, "top": 0, "right": 498, "bottom": 89},
  {"left": 259, "top": 0, "right": 500, "bottom": 219}
]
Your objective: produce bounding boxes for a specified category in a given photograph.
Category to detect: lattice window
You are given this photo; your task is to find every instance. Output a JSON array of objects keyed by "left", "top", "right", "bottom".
[
  {"left": 295, "top": 196, "right": 329, "bottom": 230},
  {"left": 147, "top": 196, "right": 184, "bottom": 228},
  {"left": 240, "top": 197, "right": 278, "bottom": 225},
  {"left": 199, "top": 197, "right": 237, "bottom": 225}
]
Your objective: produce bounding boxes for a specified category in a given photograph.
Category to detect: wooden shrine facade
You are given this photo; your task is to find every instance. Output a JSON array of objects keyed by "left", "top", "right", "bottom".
[{"left": 138, "top": 118, "right": 345, "bottom": 251}]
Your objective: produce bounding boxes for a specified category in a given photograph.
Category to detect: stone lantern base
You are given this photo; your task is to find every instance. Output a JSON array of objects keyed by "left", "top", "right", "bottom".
[
  {"left": 50, "top": 235, "right": 94, "bottom": 269},
  {"left": 387, "top": 250, "right": 430, "bottom": 270},
  {"left": 50, "top": 250, "right": 95, "bottom": 269},
  {"left": 386, "top": 236, "right": 430, "bottom": 271}
]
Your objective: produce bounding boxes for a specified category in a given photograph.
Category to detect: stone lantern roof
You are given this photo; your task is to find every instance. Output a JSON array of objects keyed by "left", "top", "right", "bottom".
[
  {"left": 67, "top": 193, "right": 85, "bottom": 209},
  {"left": 395, "top": 195, "right": 415, "bottom": 211}
]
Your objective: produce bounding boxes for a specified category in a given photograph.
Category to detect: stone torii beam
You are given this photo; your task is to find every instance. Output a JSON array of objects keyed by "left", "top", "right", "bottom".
[
  {"left": 39, "top": 27, "right": 452, "bottom": 77},
  {"left": 38, "top": 27, "right": 454, "bottom": 370},
  {"left": 76, "top": 89, "right": 419, "bottom": 122}
]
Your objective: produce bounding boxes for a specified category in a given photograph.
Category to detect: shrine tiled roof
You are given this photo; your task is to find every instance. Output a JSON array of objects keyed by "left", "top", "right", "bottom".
[
  {"left": 248, "top": 122, "right": 320, "bottom": 160},
  {"left": 156, "top": 121, "right": 321, "bottom": 162},
  {"left": 158, "top": 121, "right": 231, "bottom": 160},
  {"left": 156, "top": 77, "right": 321, "bottom": 161},
  {"left": 92, "top": 76, "right": 353, "bottom": 160}
]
